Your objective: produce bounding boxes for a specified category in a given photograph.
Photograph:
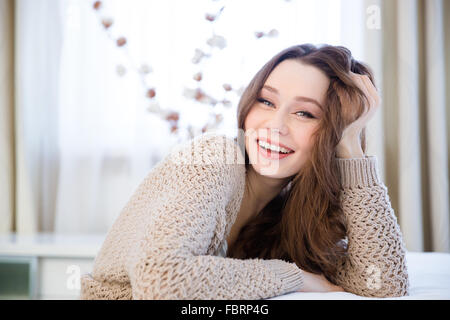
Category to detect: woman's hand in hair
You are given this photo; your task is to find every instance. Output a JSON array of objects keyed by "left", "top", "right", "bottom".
[
  {"left": 298, "top": 270, "right": 346, "bottom": 293},
  {"left": 336, "top": 72, "right": 381, "bottom": 159}
]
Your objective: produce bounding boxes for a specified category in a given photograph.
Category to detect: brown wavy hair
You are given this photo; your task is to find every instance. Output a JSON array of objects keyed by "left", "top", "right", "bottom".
[{"left": 228, "top": 43, "right": 375, "bottom": 283}]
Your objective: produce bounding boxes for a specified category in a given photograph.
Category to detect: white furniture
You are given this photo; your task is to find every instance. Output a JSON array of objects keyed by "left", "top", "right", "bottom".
[{"left": 0, "top": 233, "right": 105, "bottom": 300}]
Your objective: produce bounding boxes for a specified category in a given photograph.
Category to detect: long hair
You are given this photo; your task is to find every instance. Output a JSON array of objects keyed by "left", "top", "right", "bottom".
[{"left": 228, "top": 43, "right": 375, "bottom": 283}]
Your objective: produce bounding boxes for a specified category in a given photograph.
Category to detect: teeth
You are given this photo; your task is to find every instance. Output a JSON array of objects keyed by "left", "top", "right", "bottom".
[{"left": 258, "top": 140, "right": 293, "bottom": 154}]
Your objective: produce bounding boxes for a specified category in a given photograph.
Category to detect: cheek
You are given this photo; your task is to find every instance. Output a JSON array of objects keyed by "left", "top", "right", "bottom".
[
  {"left": 292, "top": 126, "right": 317, "bottom": 154},
  {"left": 244, "top": 105, "right": 261, "bottom": 130},
  {"left": 244, "top": 105, "right": 268, "bottom": 146},
  {"left": 287, "top": 128, "right": 316, "bottom": 175}
]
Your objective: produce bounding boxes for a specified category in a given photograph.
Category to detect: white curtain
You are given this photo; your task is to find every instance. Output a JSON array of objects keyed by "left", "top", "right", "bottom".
[
  {"left": 392, "top": 0, "right": 449, "bottom": 252},
  {"left": 14, "top": 0, "right": 63, "bottom": 233},
  {"left": 0, "top": 0, "right": 15, "bottom": 233},
  {"left": 14, "top": 0, "right": 365, "bottom": 235},
  {"left": 358, "top": 0, "right": 450, "bottom": 252}
]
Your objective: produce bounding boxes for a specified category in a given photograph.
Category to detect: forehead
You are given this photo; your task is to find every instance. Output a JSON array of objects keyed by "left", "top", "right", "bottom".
[{"left": 263, "top": 59, "right": 330, "bottom": 105}]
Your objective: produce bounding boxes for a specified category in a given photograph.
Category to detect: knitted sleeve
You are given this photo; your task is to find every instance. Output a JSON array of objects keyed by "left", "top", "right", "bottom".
[
  {"left": 331, "top": 156, "right": 410, "bottom": 297},
  {"left": 125, "top": 133, "right": 304, "bottom": 300}
]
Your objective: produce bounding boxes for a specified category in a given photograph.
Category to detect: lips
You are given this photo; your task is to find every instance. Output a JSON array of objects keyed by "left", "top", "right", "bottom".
[
  {"left": 255, "top": 139, "right": 295, "bottom": 160},
  {"left": 256, "top": 137, "right": 295, "bottom": 153}
]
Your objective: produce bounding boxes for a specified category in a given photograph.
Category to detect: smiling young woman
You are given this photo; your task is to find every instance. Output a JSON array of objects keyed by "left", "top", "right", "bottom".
[
  {"left": 80, "top": 44, "right": 409, "bottom": 300},
  {"left": 228, "top": 43, "right": 408, "bottom": 295}
]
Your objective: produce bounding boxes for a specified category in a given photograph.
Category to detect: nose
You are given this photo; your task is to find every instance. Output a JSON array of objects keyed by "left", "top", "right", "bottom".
[{"left": 267, "top": 109, "right": 288, "bottom": 136}]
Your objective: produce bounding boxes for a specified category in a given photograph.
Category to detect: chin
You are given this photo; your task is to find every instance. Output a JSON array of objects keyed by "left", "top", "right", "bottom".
[{"left": 249, "top": 161, "right": 297, "bottom": 179}]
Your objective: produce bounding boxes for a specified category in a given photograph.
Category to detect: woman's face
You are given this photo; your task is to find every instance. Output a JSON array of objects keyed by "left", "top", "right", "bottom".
[{"left": 244, "top": 59, "right": 330, "bottom": 178}]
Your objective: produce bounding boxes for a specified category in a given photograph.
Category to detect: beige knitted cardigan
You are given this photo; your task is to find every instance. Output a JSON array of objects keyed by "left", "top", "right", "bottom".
[{"left": 80, "top": 133, "right": 409, "bottom": 299}]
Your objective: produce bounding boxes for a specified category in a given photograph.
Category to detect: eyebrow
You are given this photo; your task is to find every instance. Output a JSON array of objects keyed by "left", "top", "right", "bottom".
[{"left": 262, "top": 85, "right": 323, "bottom": 110}]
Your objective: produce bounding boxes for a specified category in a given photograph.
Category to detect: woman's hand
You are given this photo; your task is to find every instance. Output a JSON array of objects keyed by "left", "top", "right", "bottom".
[
  {"left": 298, "top": 270, "right": 346, "bottom": 293},
  {"left": 336, "top": 72, "right": 381, "bottom": 159}
]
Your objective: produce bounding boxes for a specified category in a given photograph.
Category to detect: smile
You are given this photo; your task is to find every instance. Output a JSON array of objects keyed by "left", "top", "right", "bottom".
[{"left": 256, "top": 138, "right": 295, "bottom": 160}]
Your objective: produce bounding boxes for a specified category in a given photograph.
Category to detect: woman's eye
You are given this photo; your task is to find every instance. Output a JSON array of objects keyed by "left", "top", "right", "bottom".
[
  {"left": 295, "top": 111, "right": 315, "bottom": 119},
  {"left": 257, "top": 98, "right": 274, "bottom": 107},
  {"left": 257, "top": 98, "right": 315, "bottom": 119}
]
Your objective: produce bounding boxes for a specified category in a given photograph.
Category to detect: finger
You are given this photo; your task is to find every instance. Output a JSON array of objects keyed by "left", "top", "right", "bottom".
[
  {"left": 360, "top": 76, "right": 379, "bottom": 115},
  {"left": 360, "top": 75, "right": 381, "bottom": 108},
  {"left": 356, "top": 75, "right": 371, "bottom": 98},
  {"left": 349, "top": 73, "right": 369, "bottom": 98},
  {"left": 363, "top": 74, "right": 378, "bottom": 93},
  {"left": 359, "top": 76, "right": 375, "bottom": 113},
  {"left": 352, "top": 74, "right": 371, "bottom": 114}
]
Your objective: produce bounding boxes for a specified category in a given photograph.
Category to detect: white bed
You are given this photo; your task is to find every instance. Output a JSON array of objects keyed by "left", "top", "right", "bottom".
[{"left": 269, "top": 251, "right": 450, "bottom": 300}]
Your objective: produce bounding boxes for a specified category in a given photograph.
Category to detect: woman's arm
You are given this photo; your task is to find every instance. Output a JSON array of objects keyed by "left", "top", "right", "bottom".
[
  {"left": 125, "top": 134, "right": 304, "bottom": 299},
  {"left": 331, "top": 155, "right": 410, "bottom": 297}
]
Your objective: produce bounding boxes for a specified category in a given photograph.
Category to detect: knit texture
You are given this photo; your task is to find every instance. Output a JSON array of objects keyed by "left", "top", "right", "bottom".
[
  {"left": 80, "top": 133, "right": 409, "bottom": 300},
  {"left": 332, "top": 156, "right": 410, "bottom": 297}
]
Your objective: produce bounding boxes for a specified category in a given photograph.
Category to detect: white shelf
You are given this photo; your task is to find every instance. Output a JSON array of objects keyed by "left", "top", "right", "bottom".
[
  {"left": 0, "top": 232, "right": 106, "bottom": 258},
  {"left": 0, "top": 232, "right": 106, "bottom": 299}
]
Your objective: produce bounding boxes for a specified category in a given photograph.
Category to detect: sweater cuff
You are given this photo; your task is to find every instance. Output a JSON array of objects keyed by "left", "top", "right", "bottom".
[
  {"left": 335, "top": 155, "right": 382, "bottom": 189},
  {"left": 264, "top": 260, "right": 304, "bottom": 294}
]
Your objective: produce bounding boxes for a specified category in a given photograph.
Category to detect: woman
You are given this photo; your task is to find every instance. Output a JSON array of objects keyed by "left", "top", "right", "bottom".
[{"left": 80, "top": 44, "right": 409, "bottom": 300}]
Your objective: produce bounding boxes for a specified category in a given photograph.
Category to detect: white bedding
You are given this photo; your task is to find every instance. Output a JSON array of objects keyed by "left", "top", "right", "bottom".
[{"left": 269, "top": 251, "right": 450, "bottom": 300}]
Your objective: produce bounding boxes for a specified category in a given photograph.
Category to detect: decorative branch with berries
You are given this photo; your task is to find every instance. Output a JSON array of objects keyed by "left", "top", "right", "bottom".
[
  {"left": 92, "top": 0, "right": 282, "bottom": 139},
  {"left": 92, "top": 0, "right": 182, "bottom": 135}
]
